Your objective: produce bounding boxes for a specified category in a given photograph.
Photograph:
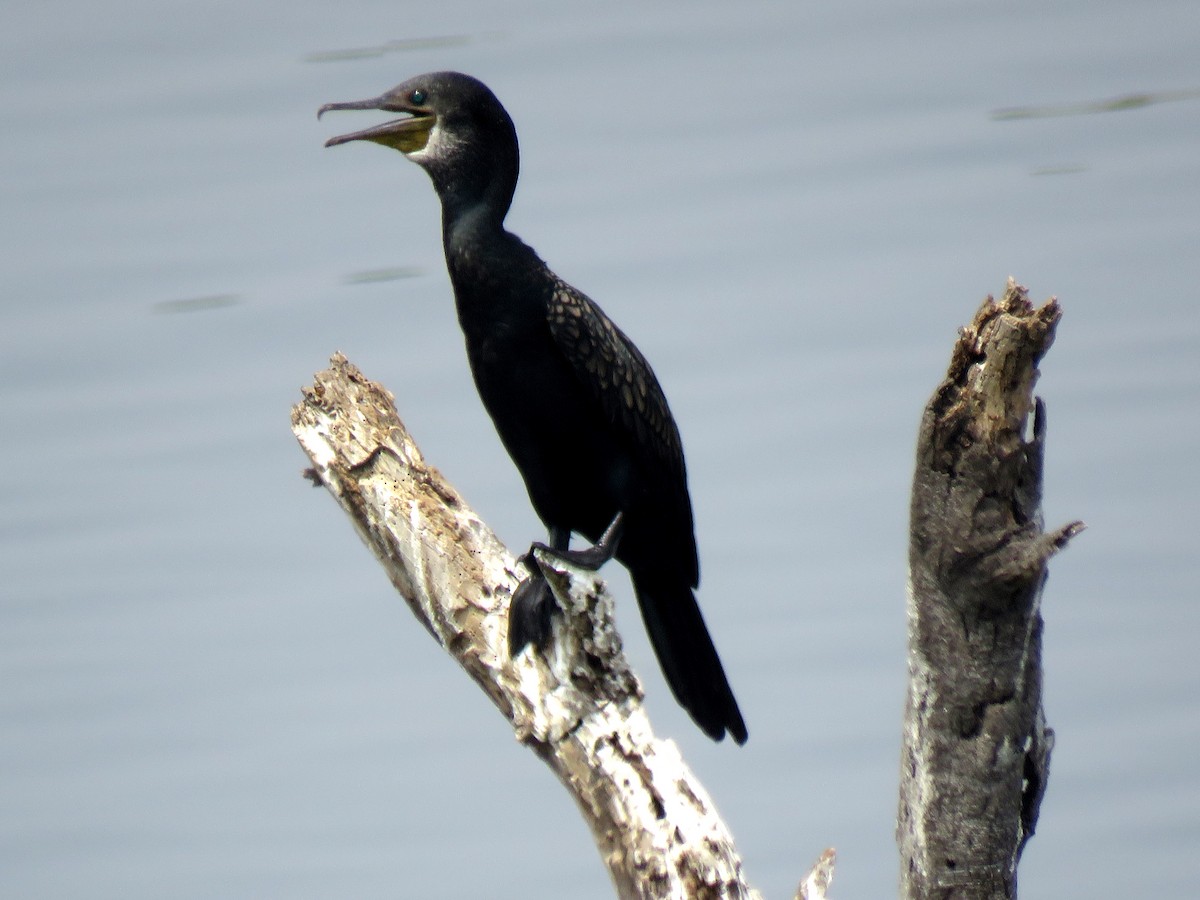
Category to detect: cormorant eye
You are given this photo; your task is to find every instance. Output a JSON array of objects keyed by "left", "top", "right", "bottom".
[{"left": 410, "top": 89, "right": 427, "bottom": 105}]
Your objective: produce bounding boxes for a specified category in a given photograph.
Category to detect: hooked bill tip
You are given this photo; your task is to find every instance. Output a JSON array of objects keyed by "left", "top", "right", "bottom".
[
  {"left": 316, "top": 102, "right": 350, "bottom": 120},
  {"left": 316, "top": 97, "right": 384, "bottom": 120}
]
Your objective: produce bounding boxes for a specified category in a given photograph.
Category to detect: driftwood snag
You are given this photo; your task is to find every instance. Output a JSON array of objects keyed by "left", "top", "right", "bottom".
[
  {"left": 899, "top": 280, "right": 1084, "bottom": 899},
  {"left": 291, "top": 353, "right": 779, "bottom": 900}
]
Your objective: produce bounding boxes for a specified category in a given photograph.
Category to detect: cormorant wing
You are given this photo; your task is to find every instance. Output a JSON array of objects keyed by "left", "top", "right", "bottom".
[{"left": 546, "top": 279, "right": 686, "bottom": 479}]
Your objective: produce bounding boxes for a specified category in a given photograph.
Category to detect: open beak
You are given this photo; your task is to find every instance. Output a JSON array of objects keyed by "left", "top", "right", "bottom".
[{"left": 318, "top": 94, "right": 434, "bottom": 153}]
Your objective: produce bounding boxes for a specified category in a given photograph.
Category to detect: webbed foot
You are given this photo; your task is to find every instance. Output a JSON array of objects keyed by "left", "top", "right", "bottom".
[
  {"left": 508, "top": 563, "right": 556, "bottom": 655},
  {"left": 507, "top": 513, "right": 624, "bottom": 656}
]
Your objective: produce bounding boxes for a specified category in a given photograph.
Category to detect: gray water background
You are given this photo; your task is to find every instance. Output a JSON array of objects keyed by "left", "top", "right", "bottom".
[{"left": 3, "top": 1, "right": 1198, "bottom": 897}]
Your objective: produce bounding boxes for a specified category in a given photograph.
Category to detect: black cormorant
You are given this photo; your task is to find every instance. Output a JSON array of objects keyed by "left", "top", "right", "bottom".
[{"left": 320, "top": 72, "right": 747, "bottom": 745}]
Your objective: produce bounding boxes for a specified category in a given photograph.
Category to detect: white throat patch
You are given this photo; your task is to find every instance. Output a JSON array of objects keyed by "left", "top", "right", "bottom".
[{"left": 405, "top": 118, "right": 463, "bottom": 163}]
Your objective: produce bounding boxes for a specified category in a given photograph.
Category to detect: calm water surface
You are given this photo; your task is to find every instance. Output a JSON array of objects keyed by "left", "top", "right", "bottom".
[{"left": 3, "top": 1, "right": 1198, "bottom": 897}]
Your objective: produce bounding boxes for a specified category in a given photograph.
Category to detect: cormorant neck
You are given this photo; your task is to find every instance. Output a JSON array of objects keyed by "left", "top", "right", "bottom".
[{"left": 421, "top": 135, "right": 518, "bottom": 239}]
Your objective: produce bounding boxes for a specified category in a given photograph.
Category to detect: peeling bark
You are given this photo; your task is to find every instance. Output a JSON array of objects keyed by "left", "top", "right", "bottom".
[{"left": 898, "top": 280, "right": 1084, "bottom": 899}]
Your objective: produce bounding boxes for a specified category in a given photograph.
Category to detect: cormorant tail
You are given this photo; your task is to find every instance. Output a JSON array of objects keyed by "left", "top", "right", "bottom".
[{"left": 633, "top": 576, "right": 748, "bottom": 745}]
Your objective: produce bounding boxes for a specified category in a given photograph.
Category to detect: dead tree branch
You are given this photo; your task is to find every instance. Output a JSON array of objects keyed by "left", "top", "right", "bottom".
[
  {"left": 898, "top": 280, "right": 1084, "bottom": 899},
  {"left": 292, "top": 353, "right": 810, "bottom": 900}
]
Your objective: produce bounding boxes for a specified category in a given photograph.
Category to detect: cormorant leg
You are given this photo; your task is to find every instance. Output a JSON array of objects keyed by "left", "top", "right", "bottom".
[
  {"left": 531, "top": 512, "right": 625, "bottom": 571},
  {"left": 508, "top": 517, "right": 624, "bottom": 656},
  {"left": 548, "top": 525, "right": 572, "bottom": 553}
]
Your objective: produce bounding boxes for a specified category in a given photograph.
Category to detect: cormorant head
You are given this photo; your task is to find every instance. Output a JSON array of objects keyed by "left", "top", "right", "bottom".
[{"left": 320, "top": 72, "right": 519, "bottom": 218}]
